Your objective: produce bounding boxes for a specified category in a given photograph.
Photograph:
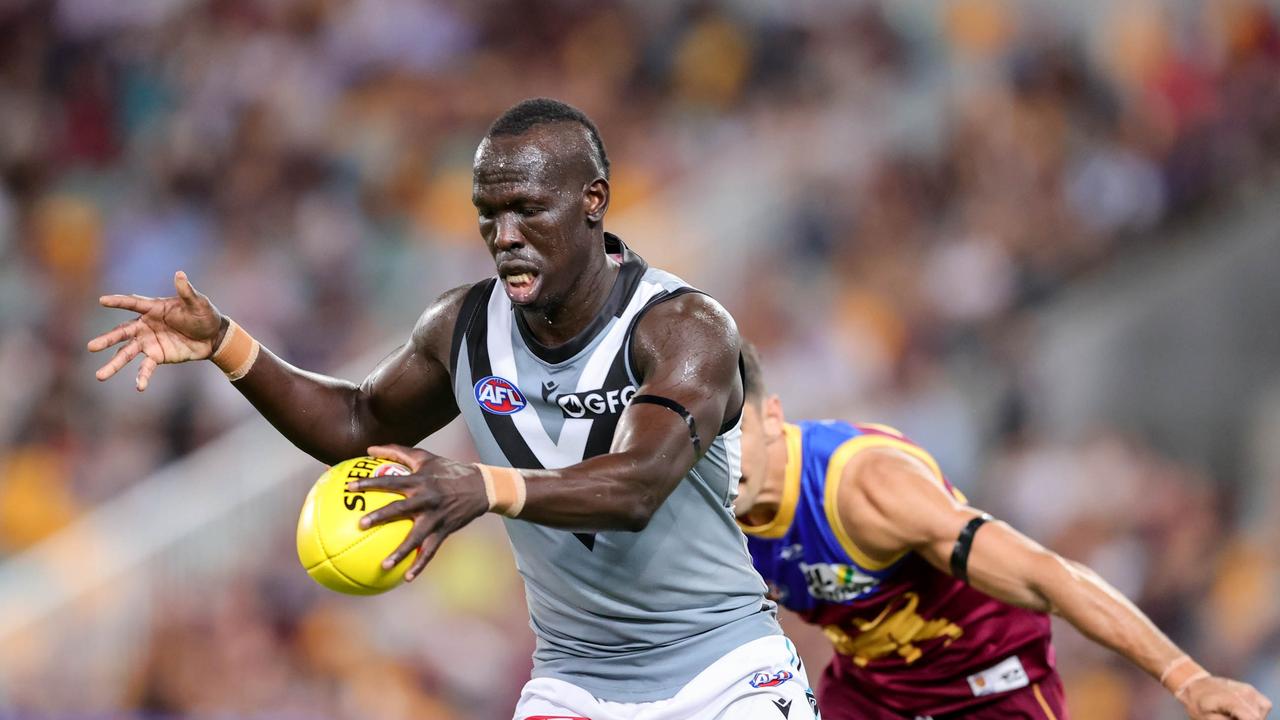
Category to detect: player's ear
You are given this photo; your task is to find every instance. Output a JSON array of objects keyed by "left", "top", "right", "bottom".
[
  {"left": 763, "top": 394, "right": 785, "bottom": 436},
  {"left": 584, "top": 178, "right": 609, "bottom": 225}
]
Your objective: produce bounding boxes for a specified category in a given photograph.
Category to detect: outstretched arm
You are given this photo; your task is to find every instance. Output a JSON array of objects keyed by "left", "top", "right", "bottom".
[
  {"left": 348, "top": 292, "right": 744, "bottom": 578},
  {"left": 89, "top": 271, "right": 465, "bottom": 464},
  {"left": 836, "top": 447, "right": 1271, "bottom": 720}
]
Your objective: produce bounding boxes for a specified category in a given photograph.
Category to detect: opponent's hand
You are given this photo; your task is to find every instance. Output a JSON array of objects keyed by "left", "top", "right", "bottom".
[
  {"left": 88, "top": 271, "right": 224, "bottom": 391},
  {"left": 1180, "top": 675, "right": 1271, "bottom": 720},
  {"left": 347, "top": 444, "right": 489, "bottom": 582}
]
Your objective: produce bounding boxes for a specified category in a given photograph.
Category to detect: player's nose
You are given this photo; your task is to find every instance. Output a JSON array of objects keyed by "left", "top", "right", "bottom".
[{"left": 493, "top": 216, "right": 525, "bottom": 251}]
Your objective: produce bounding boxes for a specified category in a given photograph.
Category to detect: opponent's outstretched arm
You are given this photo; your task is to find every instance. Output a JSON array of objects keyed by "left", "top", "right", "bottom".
[
  {"left": 89, "top": 271, "right": 464, "bottom": 464},
  {"left": 835, "top": 448, "right": 1271, "bottom": 720},
  {"left": 348, "top": 292, "right": 743, "bottom": 579}
]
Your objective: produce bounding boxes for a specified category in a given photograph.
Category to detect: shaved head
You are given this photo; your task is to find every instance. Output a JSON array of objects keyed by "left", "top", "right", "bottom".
[
  {"left": 473, "top": 122, "right": 603, "bottom": 194},
  {"left": 485, "top": 98, "right": 609, "bottom": 179}
]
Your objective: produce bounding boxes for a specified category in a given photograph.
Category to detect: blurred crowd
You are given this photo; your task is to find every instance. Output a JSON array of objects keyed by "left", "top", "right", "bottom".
[{"left": 1, "top": 0, "right": 1279, "bottom": 718}]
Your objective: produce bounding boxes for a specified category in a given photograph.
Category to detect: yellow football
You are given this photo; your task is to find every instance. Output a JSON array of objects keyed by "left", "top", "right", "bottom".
[{"left": 296, "top": 456, "right": 415, "bottom": 595}]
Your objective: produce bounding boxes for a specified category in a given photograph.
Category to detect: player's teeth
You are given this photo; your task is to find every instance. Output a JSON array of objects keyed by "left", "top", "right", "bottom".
[{"left": 508, "top": 273, "right": 532, "bottom": 285}]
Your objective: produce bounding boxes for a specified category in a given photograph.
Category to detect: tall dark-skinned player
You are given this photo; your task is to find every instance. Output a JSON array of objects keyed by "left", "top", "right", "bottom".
[
  {"left": 89, "top": 99, "right": 819, "bottom": 719},
  {"left": 734, "top": 344, "right": 1271, "bottom": 720}
]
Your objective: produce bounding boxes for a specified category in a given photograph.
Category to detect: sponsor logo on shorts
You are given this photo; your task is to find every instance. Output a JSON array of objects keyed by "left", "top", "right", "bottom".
[
  {"left": 772, "top": 698, "right": 792, "bottom": 718},
  {"left": 966, "top": 655, "right": 1029, "bottom": 697},
  {"left": 749, "top": 669, "right": 794, "bottom": 689},
  {"left": 474, "top": 376, "right": 527, "bottom": 415}
]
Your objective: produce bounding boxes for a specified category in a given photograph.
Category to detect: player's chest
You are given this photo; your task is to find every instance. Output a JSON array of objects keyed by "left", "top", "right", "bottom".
[
  {"left": 465, "top": 343, "right": 638, "bottom": 467},
  {"left": 471, "top": 366, "right": 636, "bottom": 422}
]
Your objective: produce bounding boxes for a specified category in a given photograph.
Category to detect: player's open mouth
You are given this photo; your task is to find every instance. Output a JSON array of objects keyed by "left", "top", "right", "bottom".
[{"left": 503, "top": 271, "right": 541, "bottom": 304}]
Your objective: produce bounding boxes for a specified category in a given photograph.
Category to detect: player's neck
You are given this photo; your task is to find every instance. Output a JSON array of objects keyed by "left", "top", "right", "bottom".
[
  {"left": 741, "top": 503, "right": 780, "bottom": 527},
  {"left": 520, "top": 246, "right": 617, "bottom": 347},
  {"left": 743, "top": 433, "right": 792, "bottom": 525}
]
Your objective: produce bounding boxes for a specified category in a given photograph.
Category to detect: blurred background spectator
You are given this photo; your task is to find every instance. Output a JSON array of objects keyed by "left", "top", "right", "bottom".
[{"left": 1, "top": 0, "right": 1278, "bottom": 718}]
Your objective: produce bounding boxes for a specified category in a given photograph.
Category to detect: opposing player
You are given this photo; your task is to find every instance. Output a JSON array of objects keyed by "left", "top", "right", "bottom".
[
  {"left": 734, "top": 345, "right": 1271, "bottom": 720},
  {"left": 88, "top": 99, "right": 815, "bottom": 719}
]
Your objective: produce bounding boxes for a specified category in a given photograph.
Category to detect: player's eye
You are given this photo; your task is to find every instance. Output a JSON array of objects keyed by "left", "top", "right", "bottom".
[{"left": 518, "top": 206, "right": 544, "bottom": 218}]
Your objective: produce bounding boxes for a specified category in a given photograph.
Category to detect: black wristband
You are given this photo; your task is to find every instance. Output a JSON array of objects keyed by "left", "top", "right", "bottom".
[
  {"left": 950, "top": 513, "right": 993, "bottom": 584},
  {"left": 630, "top": 394, "right": 702, "bottom": 456}
]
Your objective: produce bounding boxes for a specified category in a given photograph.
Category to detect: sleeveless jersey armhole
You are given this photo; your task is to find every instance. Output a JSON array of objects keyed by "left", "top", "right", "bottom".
[
  {"left": 822, "top": 432, "right": 957, "bottom": 571},
  {"left": 621, "top": 287, "right": 744, "bottom": 436},
  {"left": 449, "top": 279, "right": 497, "bottom": 379}
]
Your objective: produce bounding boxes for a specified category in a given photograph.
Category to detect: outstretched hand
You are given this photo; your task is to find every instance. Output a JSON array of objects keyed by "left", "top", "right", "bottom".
[
  {"left": 1182, "top": 676, "right": 1271, "bottom": 720},
  {"left": 88, "top": 271, "right": 225, "bottom": 391},
  {"left": 346, "top": 444, "right": 489, "bottom": 582}
]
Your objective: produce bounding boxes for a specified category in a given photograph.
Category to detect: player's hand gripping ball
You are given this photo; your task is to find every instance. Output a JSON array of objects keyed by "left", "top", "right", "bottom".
[{"left": 296, "top": 456, "right": 415, "bottom": 595}]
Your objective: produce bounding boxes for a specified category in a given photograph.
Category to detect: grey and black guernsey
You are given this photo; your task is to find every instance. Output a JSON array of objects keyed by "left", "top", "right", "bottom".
[{"left": 449, "top": 234, "right": 781, "bottom": 702}]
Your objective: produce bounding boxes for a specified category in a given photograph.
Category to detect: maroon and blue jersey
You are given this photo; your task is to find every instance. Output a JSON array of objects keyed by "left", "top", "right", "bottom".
[{"left": 742, "top": 421, "right": 1061, "bottom": 719}]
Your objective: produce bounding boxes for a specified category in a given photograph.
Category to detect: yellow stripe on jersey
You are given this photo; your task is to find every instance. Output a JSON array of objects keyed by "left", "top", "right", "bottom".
[
  {"left": 859, "top": 423, "right": 906, "bottom": 438},
  {"left": 738, "top": 423, "right": 804, "bottom": 539},
  {"left": 1033, "top": 683, "right": 1060, "bottom": 720},
  {"left": 823, "top": 431, "right": 959, "bottom": 570}
]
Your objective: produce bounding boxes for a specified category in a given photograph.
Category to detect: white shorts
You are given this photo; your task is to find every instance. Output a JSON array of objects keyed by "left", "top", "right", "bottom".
[{"left": 513, "top": 635, "right": 819, "bottom": 720}]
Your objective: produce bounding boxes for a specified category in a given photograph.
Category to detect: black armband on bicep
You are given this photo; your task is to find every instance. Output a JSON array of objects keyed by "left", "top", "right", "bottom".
[
  {"left": 630, "top": 394, "right": 702, "bottom": 456},
  {"left": 950, "top": 513, "right": 994, "bottom": 584}
]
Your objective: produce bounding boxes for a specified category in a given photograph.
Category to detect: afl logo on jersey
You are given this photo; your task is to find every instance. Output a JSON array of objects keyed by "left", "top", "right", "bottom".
[{"left": 473, "top": 376, "right": 527, "bottom": 415}]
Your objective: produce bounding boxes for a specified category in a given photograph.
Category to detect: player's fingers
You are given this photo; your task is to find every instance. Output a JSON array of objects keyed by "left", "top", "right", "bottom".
[
  {"left": 383, "top": 516, "right": 434, "bottom": 570},
  {"left": 87, "top": 320, "right": 137, "bottom": 352},
  {"left": 174, "top": 271, "right": 201, "bottom": 307},
  {"left": 405, "top": 532, "right": 444, "bottom": 581},
  {"left": 346, "top": 474, "right": 416, "bottom": 494},
  {"left": 1220, "top": 687, "right": 1269, "bottom": 720},
  {"left": 99, "top": 294, "right": 156, "bottom": 313},
  {"left": 95, "top": 340, "right": 141, "bottom": 381},
  {"left": 135, "top": 355, "right": 158, "bottom": 392},
  {"left": 367, "top": 444, "right": 428, "bottom": 471},
  {"left": 1247, "top": 693, "right": 1272, "bottom": 720},
  {"left": 359, "top": 495, "right": 423, "bottom": 530}
]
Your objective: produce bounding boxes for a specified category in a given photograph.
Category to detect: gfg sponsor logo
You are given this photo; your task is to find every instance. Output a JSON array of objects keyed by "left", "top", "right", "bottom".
[{"left": 555, "top": 385, "right": 637, "bottom": 419}]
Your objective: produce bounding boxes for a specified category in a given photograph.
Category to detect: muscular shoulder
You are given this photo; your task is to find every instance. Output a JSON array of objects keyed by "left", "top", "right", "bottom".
[
  {"left": 838, "top": 446, "right": 963, "bottom": 556},
  {"left": 630, "top": 292, "right": 740, "bottom": 380},
  {"left": 843, "top": 447, "right": 939, "bottom": 507},
  {"left": 409, "top": 283, "right": 475, "bottom": 366}
]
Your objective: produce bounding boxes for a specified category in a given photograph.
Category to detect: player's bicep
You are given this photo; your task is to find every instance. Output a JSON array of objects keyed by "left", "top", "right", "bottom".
[
  {"left": 610, "top": 294, "right": 742, "bottom": 467},
  {"left": 844, "top": 449, "right": 1066, "bottom": 612},
  {"left": 838, "top": 449, "right": 976, "bottom": 567}
]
